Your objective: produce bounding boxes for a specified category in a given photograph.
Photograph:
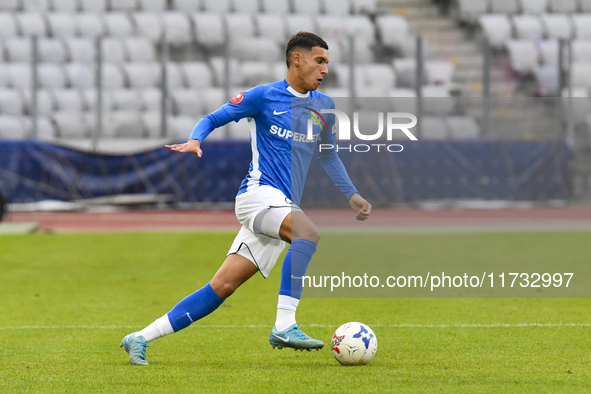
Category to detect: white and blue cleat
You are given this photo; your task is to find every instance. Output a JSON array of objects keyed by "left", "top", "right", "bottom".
[
  {"left": 269, "top": 324, "right": 324, "bottom": 351},
  {"left": 120, "top": 333, "right": 149, "bottom": 365}
]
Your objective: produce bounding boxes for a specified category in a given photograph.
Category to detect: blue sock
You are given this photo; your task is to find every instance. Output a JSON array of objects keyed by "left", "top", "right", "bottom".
[
  {"left": 279, "top": 239, "right": 317, "bottom": 300},
  {"left": 167, "top": 283, "right": 224, "bottom": 332}
]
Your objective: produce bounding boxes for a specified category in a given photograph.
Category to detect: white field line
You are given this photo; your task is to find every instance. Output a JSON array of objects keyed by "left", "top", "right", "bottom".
[{"left": 0, "top": 323, "right": 589, "bottom": 330}]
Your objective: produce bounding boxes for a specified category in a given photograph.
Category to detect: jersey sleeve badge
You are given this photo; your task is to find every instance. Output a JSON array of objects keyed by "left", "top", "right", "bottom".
[{"left": 230, "top": 92, "right": 245, "bottom": 104}]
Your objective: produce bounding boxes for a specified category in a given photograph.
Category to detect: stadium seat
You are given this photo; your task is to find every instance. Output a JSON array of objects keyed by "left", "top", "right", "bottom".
[
  {"left": 102, "top": 64, "right": 126, "bottom": 88},
  {"left": 47, "top": 13, "right": 77, "bottom": 37},
  {"left": 260, "top": 0, "right": 290, "bottom": 13},
  {"left": 16, "top": 13, "right": 47, "bottom": 36},
  {"left": 272, "top": 62, "right": 287, "bottom": 81},
  {"left": 548, "top": 0, "right": 577, "bottom": 13},
  {"left": 340, "top": 36, "right": 374, "bottom": 63},
  {"left": 125, "top": 37, "right": 157, "bottom": 62},
  {"left": 180, "top": 62, "right": 214, "bottom": 88},
  {"left": 446, "top": 116, "right": 480, "bottom": 139},
  {"left": 232, "top": 0, "right": 260, "bottom": 13},
  {"left": 572, "top": 14, "right": 591, "bottom": 39},
  {"left": 202, "top": 0, "right": 231, "bottom": 12},
  {"left": 171, "top": 0, "right": 200, "bottom": 12},
  {"left": 38, "top": 64, "right": 68, "bottom": 88},
  {"left": 538, "top": 39, "right": 559, "bottom": 66},
  {"left": 333, "top": 64, "right": 364, "bottom": 91},
  {"left": 40, "top": 38, "right": 68, "bottom": 63},
  {"left": 572, "top": 40, "right": 591, "bottom": 62},
  {"left": 133, "top": 13, "right": 164, "bottom": 43},
  {"left": 571, "top": 62, "right": 591, "bottom": 88},
  {"left": 210, "top": 57, "right": 244, "bottom": 86},
  {"left": 201, "top": 87, "right": 225, "bottom": 113},
  {"left": 110, "top": 0, "right": 137, "bottom": 11},
  {"left": 172, "top": 89, "right": 203, "bottom": 115},
  {"left": 0, "top": 13, "right": 19, "bottom": 38},
  {"left": 420, "top": 117, "right": 448, "bottom": 140},
  {"left": 22, "top": 0, "right": 49, "bottom": 12},
  {"left": 520, "top": 0, "right": 547, "bottom": 14},
  {"left": 104, "top": 111, "right": 145, "bottom": 138},
  {"left": 240, "top": 61, "right": 274, "bottom": 86},
  {"left": 227, "top": 117, "right": 250, "bottom": 140},
  {"left": 292, "top": 0, "right": 321, "bottom": 14},
  {"left": 285, "top": 14, "right": 319, "bottom": 37},
  {"left": 422, "top": 87, "right": 454, "bottom": 116},
  {"left": 79, "top": 0, "right": 107, "bottom": 12},
  {"left": 52, "top": 112, "right": 91, "bottom": 139},
  {"left": 314, "top": 15, "right": 344, "bottom": 40},
  {"left": 323, "top": 38, "right": 342, "bottom": 63},
  {"left": 194, "top": 13, "right": 225, "bottom": 47},
  {"left": 534, "top": 63, "right": 560, "bottom": 96},
  {"left": 513, "top": 14, "right": 544, "bottom": 40},
  {"left": 0, "top": 115, "right": 28, "bottom": 139},
  {"left": 82, "top": 88, "right": 114, "bottom": 111},
  {"left": 4, "top": 38, "right": 31, "bottom": 62},
  {"left": 506, "top": 40, "right": 539, "bottom": 74},
  {"left": 65, "top": 38, "right": 96, "bottom": 63},
  {"left": 351, "top": 0, "right": 377, "bottom": 14},
  {"left": 393, "top": 58, "right": 428, "bottom": 88},
  {"left": 376, "top": 15, "right": 409, "bottom": 51},
  {"left": 455, "top": 0, "right": 488, "bottom": 24},
  {"left": 224, "top": 13, "right": 256, "bottom": 39},
  {"left": 164, "top": 63, "right": 185, "bottom": 89},
  {"left": 0, "top": 0, "right": 20, "bottom": 11},
  {"left": 0, "top": 65, "right": 8, "bottom": 87},
  {"left": 101, "top": 38, "right": 127, "bottom": 63},
  {"left": 163, "top": 12, "right": 193, "bottom": 45},
  {"left": 231, "top": 37, "right": 281, "bottom": 62},
  {"left": 0, "top": 89, "right": 25, "bottom": 116},
  {"left": 22, "top": 89, "right": 56, "bottom": 115},
  {"left": 28, "top": 116, "right": 55, "bottom": 140},
  {"left": 321, "top": 87, "right": 350, "bottom": 97},
  {"left": 53, "top": 88, "right": 85, "bottom": 112},
  {"left": 123, "top": 63, "right": 161, "bottom": 88},
  {"left": 256, "top": 14, "right": 287, "bottom": 44},
  {"left": 139, "top": 0, "right": 166, "bottom": 11},
  {"left": 65, "top": 63, "right": 94, "bottom": 88},
  {"left": 542, "top": 14, "right": 574, "bottom": 40},
  {"left": 139, "top": 88, "right": 161, "bottom": 111},
  {"left": 362, "top": 64, "right": 396, "bottom": 95},
  {"left": 425, "top": 60, "right": 455, "bottom": 86},
  {"left": 76, "top": 14, "right": 107, "bottom": 38},
  {"left": 109, "top": 89, "right": 143, "bottom": 111},
  {"left": 491, "top": 0, "right": 519, "bottom": 14},
  {"left": 103, "top": 13, "right": 134, "bottom": 38},
  {"left": 479, "top": 14, "right": 512, "bottom": 48},
  {"left": 142, "top": 112, "right": 175, "bottom": 138},
  {"left": 168, "top": 115, "right": 197, "bottom": 140},
  {"left": 52, "top": 0, "right": 78, "bottom": 12},
  {"left": 7, "top": 63, "right": 31, "bottom": 89},
  {"left": 323, "top": 0, "right": 351, "bottom": 15},
  {"left": 582, "top": 0, "right": 591, "bottom": 12},
  {"left": 347, "top": 15, "right": 376, "bottom": 45}
]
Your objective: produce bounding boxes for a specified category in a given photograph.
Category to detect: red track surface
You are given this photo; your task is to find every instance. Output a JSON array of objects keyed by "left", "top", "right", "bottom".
[{"left": 5, "top": 207, "right": 591, "bottom": 232}]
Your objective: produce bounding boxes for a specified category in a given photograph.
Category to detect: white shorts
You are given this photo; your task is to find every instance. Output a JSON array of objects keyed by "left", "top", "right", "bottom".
[{"left": 227, "top": 186, "right": 300, "bottom": 278}]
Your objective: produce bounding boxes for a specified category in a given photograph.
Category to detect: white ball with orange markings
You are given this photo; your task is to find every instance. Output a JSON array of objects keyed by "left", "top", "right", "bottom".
[{"left": 331, "top": 322, "right": 378, "bottom": 365}]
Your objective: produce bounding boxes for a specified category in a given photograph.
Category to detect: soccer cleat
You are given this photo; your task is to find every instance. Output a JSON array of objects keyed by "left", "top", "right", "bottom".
[
  {"left": 269, "top": 324, "right": 324, "bottom": 351},
  {"left": 120, "top": 333, "right": 149, "bottom": 365}
]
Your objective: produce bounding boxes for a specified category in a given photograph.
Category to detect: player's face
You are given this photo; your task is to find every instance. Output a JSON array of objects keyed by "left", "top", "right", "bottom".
[{"left": 301, "top": 46, "right": 329, "bottom": 91}]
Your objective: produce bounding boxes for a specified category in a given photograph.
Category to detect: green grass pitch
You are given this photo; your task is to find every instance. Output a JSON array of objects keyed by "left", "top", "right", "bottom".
[{"left": 1, "top": 231, "right": 591, "bottom": 393}]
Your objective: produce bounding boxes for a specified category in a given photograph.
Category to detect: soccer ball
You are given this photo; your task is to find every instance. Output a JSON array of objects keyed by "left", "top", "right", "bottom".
[{"left": 331, "top": 322, "right": 378, "bottom": 366}]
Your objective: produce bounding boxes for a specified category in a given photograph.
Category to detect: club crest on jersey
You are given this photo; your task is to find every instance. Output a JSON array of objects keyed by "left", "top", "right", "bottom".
[{"left": 230, "top": 92, "right": 244, "bottom": 104}]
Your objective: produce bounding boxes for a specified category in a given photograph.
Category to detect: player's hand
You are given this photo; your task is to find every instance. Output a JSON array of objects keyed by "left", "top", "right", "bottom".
[
  {"left": 349, "top": 193, "right": 371, "bottom": 221},
  {"left": 165, "top": 139, "right": 203, "bottom": 157}
]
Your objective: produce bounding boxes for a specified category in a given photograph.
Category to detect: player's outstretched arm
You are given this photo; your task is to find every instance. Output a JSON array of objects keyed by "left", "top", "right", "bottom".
[
  {"left": 349, "top": 193, "right": 372, "bottom": 221},
  {"left": 165, "top": 139, "right": 203, "bottom": 157}
]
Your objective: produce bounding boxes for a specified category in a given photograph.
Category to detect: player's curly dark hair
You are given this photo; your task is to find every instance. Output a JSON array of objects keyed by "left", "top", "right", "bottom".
[{"left": 285, "top": 32, "right": 329, "bottom": 68}]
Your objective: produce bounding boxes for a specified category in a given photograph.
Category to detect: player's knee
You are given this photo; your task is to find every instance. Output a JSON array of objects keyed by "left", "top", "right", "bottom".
[
  {"left": 302, "top": 225, "right": 320, "bottom": 244},
  {"left": 211, "top": 280, "right": 238, "bottom": 299}
]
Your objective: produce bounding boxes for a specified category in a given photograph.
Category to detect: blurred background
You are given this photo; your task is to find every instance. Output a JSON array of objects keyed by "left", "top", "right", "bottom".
[{"left": 0, "top": 0, "right": 590, "bottom": 230}]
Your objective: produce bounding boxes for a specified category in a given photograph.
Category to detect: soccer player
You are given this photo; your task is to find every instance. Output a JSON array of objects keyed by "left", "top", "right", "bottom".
[{"left": 120, "top": 32, "right": 372, "bottom": 365}]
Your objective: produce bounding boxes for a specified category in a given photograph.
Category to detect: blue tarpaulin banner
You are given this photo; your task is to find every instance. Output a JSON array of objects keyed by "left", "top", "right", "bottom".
[{"left": 0, "top": 139, "right": 572, "bottom": 204}]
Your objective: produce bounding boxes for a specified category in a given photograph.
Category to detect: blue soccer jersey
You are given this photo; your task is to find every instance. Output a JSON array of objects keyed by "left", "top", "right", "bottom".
[{"left": 190, "top": 79, "right": 357, "bottom": 206}]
